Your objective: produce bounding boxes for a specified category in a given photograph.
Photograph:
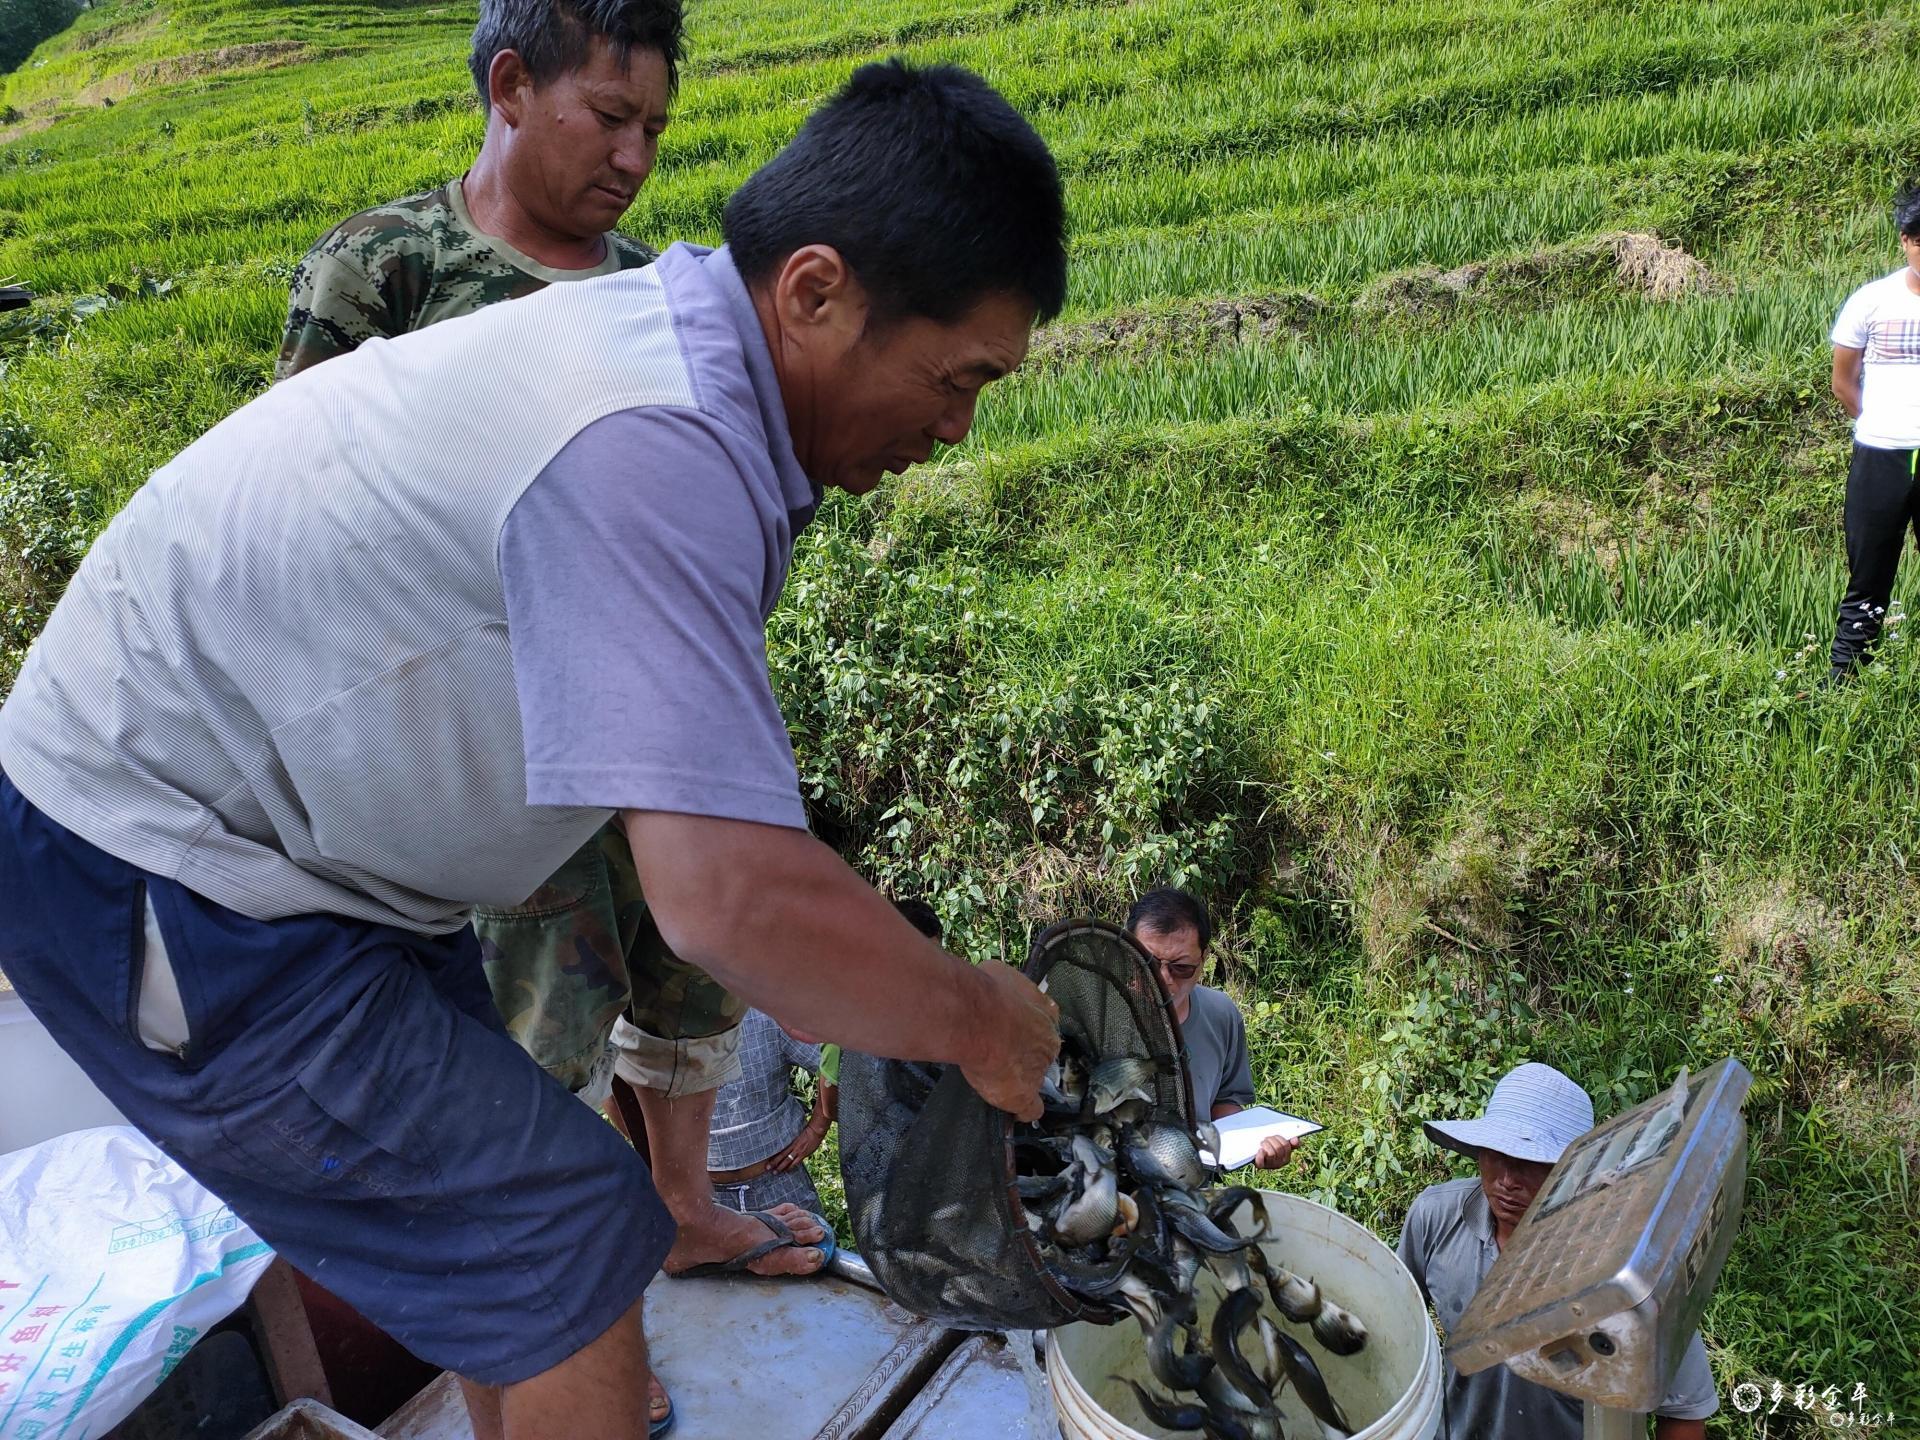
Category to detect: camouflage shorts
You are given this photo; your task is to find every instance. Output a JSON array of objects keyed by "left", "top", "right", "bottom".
[{"left": 473, "top": 821, "right": 744, "bottom": 1096}]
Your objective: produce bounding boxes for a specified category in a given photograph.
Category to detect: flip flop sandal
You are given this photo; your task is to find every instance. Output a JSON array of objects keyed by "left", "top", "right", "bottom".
[
  {"left": 674, "top": 1208, "right": 837, "bottom": 1278},
  {"left": 650, "top": 1390, "right": 675, "bottom": 1439}
]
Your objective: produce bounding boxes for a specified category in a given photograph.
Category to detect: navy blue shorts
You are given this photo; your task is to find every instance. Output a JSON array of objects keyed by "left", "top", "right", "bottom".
[{"left": 0, "top": 771, "right": 672, "bottom": 1385}]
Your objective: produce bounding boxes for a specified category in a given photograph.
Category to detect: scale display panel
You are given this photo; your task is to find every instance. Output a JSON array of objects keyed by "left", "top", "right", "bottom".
[{"left": 1448, "top": 1057, "right": 1752, "bottom": 1412}]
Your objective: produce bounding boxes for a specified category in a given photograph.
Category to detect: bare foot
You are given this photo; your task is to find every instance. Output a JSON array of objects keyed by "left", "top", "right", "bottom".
[
  {"left": 662, "top": 1202, "right": 829, "bottom": 1278},
  {"left": 649, "top": 1375, "right": 670, "bottom": 1429}
]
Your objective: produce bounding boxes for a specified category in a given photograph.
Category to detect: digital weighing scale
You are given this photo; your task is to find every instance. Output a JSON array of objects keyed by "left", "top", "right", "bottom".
[{"left": 1448, "top": 1056, "right": 1753, "bottom": 1439}]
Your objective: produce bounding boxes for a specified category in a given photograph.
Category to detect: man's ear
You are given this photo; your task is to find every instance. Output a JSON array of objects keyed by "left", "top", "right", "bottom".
[
  {"left": 769, "top": 245, "right": 870, "bottom": 355},
  {"left": 487, "top": 49, "right": 535, "bottom": 127}
]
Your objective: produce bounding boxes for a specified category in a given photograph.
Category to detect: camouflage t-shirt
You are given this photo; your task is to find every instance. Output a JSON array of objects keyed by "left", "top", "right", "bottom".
[{"left": 275, "top": 175, "right": 656, "bottom": 379}]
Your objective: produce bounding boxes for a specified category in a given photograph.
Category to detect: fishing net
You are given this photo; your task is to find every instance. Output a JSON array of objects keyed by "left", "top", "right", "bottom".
[{"left": 839, "top": 917, "right": 1196, "bottom": 1329}]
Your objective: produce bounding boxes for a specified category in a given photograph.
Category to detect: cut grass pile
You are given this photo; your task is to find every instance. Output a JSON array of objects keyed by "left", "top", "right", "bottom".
[{"left": 4, "top": 0, "right": 1919, "bottom": 1428}]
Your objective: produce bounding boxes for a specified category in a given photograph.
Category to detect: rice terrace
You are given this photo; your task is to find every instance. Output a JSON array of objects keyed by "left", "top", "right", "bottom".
[{"left": 2, "top": 0, "right": 1919, "bottom": 1434}]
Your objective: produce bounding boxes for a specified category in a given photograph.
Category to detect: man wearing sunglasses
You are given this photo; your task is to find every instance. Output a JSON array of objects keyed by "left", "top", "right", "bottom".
[{"left": 1125, "top": 887, "right": 1298, "bottom": 1170}]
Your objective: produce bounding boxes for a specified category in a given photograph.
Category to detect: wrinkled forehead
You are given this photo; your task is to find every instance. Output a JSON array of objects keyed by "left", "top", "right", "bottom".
[
  {"left": 563, "top": 35, "right": 672, "bottom": 112},
  {"left": 871, "top": 289, "right": 1035, "bottom": 379},
  {"left": 954, "top": 291, "right": 1037, "bottom": 370}
]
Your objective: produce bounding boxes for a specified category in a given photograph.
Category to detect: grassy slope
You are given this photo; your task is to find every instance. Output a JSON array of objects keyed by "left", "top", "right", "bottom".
[{"left": 4, "top": 0, "right": 1918, "bottom": 1426}]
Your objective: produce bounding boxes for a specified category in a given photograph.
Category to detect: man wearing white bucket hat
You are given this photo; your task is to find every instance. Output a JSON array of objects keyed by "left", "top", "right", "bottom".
[{"left": 1397, "top": 1062, "right": 1718, "bottom": 1439}]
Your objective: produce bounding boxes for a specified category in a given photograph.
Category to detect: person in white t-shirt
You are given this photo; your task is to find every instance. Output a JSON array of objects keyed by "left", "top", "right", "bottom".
[{"left": 1828, "top": 183, "right": 1920, "bottom": 678}]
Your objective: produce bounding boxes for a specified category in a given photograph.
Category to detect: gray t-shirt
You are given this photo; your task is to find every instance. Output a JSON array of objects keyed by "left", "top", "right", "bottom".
[
  {"left": 1180, "top": 985, "right": 1255, "bottom": 1114},
  {"left": 1396, "top": 1178, "right": 1719, "bottom": 1438}
]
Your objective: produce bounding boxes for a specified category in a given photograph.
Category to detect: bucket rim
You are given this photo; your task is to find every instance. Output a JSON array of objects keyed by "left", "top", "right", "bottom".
[{"left": 1044, "top": 1188, "right": 1445, "bottom": 1440}]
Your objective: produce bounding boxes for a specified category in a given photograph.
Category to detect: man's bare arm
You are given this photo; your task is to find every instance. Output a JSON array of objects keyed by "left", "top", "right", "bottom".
[
  {"left": 1833, "top": 345, "right": 1864, "bottom": 419},
  {"left": 622, "top": 809, "right": 1057, "bottom": 1120}
]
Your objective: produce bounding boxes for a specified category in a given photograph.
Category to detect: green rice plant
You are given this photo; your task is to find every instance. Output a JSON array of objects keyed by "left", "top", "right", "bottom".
[
  {"left": 967, "top": 282, "right": 1838, "bottom": 447},
  {"left": 1477, "top": 528, "right": 1864, "bottom": 654},
  {"left": 5, "top": 0, "right": 1920, "bottom": 1421}
]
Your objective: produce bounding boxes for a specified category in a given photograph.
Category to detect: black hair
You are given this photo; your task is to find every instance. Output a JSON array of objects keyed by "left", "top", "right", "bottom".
[
  {"left": 470, "top": 0, "right": 685, "bottom": 107},
  {"left": 1896, "top": 182, "right": 1920, "bottom": 240},
  {"left": 722, "top": 59, "right": 1068, "bottom": 325},
  {"left": 892, "top": 896, "right": 943, "bottom": 943},
  {"left": 1125, "top": 888, "right": 1211, "bottom": 951}
]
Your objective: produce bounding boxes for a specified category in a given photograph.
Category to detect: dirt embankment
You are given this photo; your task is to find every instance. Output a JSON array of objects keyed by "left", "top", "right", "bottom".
[
  {"left": 1028, "top": 291, "right": 1329, "bottom": 370},
  {"left": 2, "top": 38, "right": 311, "bottom": 141},
  {"left": 1031, "top": 232, "right": 1715, "bottom": 370},
  {"left": 1358, "top": 231, "right": 1716, "bottom": 316},
  {"left": 77, "top": 40, "right": 308, "bottom": 106}
]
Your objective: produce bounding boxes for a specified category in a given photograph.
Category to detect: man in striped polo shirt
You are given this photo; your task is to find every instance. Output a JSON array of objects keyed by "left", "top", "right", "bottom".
[{"left": 0, "top": 61, "right": 1065, "bottom": 1440}]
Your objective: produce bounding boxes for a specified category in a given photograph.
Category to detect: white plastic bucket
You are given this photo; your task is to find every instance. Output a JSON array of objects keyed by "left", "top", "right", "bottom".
[
  {"left": 0, "top": 987, "right": 128, "bottom": 1153},
  {"left": 1047, "top": 1189, "right": 1443, "bottom": 1440}
]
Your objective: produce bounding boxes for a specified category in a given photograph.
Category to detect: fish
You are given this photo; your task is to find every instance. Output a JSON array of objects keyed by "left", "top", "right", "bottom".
[
  {"left": 1207, "top": 1186, "right": 1271, "bottom": 1237},
  {"left": 1268, "top": 1328, "right": 1352, "bottom": 1437},
  {"left": 1254, "top": 1315, "right": 1285, "bottom": 1391},
  {"left": 1115, "top": 1270, "right": 1169, "bottom": 1329},
  {"left": 1309, "top": 1296, "right": 1368, "bottom": 1358},
  {"left": 1211, "top": 1287, "right": 1278, "bottom": 1413},
  {"left": 1124, "top": 1240, "right": 1190, "bottom": 1305},
  {"left": 1049, "top": 1235, "right": 1142, "bottom": 1296},
  {"left": 1197, "top": 1363, "right": 1271, "bottom": 1417},
  {"left": 1251, "top": 1256, "right": 1368, "bottom": 1356},
  {"left": 1073, "top": 1133, "right": 1117, "bottom": 1175},
  {"left": 1168, "top": 1235, "right": 1203, "bottom": 1295},
  {"left": 1128, "top": 1182, "right": 1172, "bottom": 1256},
  {"left": 1054, "top": 1159, "right": 1119, "bottom": 1245},
  {"left": 1196, "top": 1120, "right": 1223, "bottom": 1168},
  {"left": 1199, "top": 1406, "right": 1287, "bottom": 1440},
  {"left": 1090, "top": 1056, "right": 1159, "bottom": 1114},
  {"left": 1011, "top": 1024, "right": 1364, "bottom": 1434},
  {"left": 1039, "top": 1069, "right": 1080, "bottom": 1116},
  {"left": 1119, "top": 1377, "right": 1211, "bottom": 1434},
  {"left": 1122, "top": 1123, "right": 1211, "bottom": 1189},
  {"left": 1205, "top": 1248, "right": 1258, "bottom": 1294},
  {"left": 1161, "top": 1189, "right": 1264, "bottom": 1255},
  {"left": 1104, "top": 1095, "right": 1154, "bottom": 1128},
  {"left": 1261, "top": 1261, "right": 1323, "bottom": 1325},
  {"left": 1148, "top": 1304, "right": 1217, "bottom": 1391},
  {"left": 1017, "top": 1171, "right": 1072, "bottom": 1206},
  {"left": 1046, "top": 1047, "right": 1090, "bottom": 1102}
]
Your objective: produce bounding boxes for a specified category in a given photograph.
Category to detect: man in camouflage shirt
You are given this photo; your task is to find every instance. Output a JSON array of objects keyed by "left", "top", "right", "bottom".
[
  {"left": 275, "top": 174, "right": 656, "bottom": 378},
  {"left": 277, "top": 0, "right": 670, "bottom": 379},
  {"left": 275, "top": 0, "right": 825, "bottom": 1431}
]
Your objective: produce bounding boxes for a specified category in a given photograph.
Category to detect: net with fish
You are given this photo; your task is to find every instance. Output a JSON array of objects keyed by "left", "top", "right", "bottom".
[{"left": 839, "top": 918, "right": 1195, "bottom": 1329}]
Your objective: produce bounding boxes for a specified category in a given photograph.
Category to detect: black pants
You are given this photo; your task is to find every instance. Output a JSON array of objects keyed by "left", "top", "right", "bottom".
[{"left": 1831, "top": 441, "right": 1920, "bottom": 669}]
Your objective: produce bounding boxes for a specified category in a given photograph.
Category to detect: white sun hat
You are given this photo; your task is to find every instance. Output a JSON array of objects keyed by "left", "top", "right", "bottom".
[{"left": 1423, "top": 1062, "right": 1596, "bottom": 1165}]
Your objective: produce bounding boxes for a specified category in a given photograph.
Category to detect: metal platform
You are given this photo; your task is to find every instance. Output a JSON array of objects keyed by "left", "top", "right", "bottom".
[{"left": 343, "top": 1268, "right": 1063, "bottom": 1440}]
